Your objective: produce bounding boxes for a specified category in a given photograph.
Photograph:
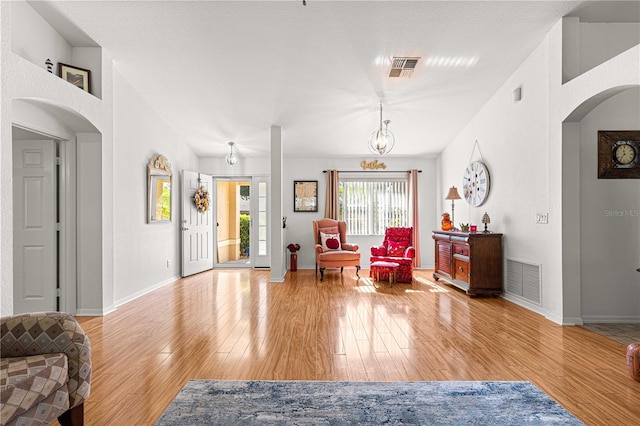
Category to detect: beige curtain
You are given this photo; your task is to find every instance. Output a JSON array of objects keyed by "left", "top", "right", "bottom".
[
  {"left": 408, "top": 169, "right": 421, "bottom": 267},
  {"left": 324, "top": 169, "right": 340, "bottom": 219}
]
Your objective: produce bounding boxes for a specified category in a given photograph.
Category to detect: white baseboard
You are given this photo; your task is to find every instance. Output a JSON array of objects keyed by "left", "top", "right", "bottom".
[
  {"left": 114, "top": 275, "right": 181, "bottom": 309},
  {"left": 582, "top": 315, "right": 640, "bottom": 324}
]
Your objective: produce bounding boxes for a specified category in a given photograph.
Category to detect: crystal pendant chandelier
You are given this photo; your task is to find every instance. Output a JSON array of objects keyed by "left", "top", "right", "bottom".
[
  {"left": 225, "top": 141, "right": 238, "bottom": 166},
  {"left": 368, "top": 102, "right": 395, "bottom": 156}
]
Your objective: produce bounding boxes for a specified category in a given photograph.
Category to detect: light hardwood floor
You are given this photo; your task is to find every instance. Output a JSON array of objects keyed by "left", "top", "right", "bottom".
[{"left": 76, "top": 269, "right": 640, "bottom": 425}]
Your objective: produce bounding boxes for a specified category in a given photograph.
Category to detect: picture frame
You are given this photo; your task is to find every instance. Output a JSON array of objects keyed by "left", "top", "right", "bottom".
[
  {"left": 58, "top": 62, "right": 91, "bottom": 93},
  {"left": 294, "top": 180, "right": 318, "bottom": 212},
  {"left": 597, "top": 130, "right": 640, "bottom": 179}
]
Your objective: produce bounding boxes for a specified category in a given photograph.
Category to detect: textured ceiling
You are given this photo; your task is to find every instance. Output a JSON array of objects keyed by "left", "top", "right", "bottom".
[{"left": 33, "top": 0, "right": 603, "bottom": 159}]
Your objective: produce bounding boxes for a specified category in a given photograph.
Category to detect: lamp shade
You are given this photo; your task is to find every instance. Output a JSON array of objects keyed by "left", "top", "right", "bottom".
[
  {"left": 445, "top": 186, "right": 461, "bottom": 200},
  {"left": 481, "top": 212, "right": 491, "bottom": 224}
]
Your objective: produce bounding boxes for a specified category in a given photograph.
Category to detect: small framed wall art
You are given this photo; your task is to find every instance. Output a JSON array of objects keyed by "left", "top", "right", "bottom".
[
  {"left": 294, "top": 180, "right": 318, "bottom": 212},
  {"left": 597, "top": 131, "right": 640, "bottom": 179},
  {"left": 58, "top": 62, "right": 91, "bottom": 93}
]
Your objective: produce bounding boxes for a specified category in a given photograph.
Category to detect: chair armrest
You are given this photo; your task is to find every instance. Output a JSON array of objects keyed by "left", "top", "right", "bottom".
[
  {"left": 342, "top": 243, "right": 359, "bottom": 251},
  {"left": 371, "top": 245, "right": 387, "bottom": 256},
  {"left": 404, "top": 246, "right": 416, "bottom": 258},
  {"left": 315, "top": 244, "right": 325, "bottom": 254},
  {"left": 1, "top": 312, "right": 92, "bottom": 408}
]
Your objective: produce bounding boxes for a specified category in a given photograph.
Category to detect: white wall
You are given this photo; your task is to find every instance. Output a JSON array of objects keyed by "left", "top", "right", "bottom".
[
  {"left": 579, "top": 87, "right": 640, "bottom": 322},
  {"left": 440, "top": 35, "right": 555, "bottom": 317},
  {"left": 112, "top": 69, "right": 199, "bottom": 307},
  {"left": 440, "top": 18, "right": 640, "bottom": 324},
  {"left": 76, "top": 133, "right": 103, "bottom": 312},
  {"left": 10, "top": 1, "right": 71, "bottom": 73},
  {"left": 580, "top": 23, "right": 640, "bottom": 77}
]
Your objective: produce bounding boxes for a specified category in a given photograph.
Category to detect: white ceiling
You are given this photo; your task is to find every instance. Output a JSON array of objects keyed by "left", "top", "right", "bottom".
[{"left": 30, "top": 1, "right": 635, "bottom": 159}]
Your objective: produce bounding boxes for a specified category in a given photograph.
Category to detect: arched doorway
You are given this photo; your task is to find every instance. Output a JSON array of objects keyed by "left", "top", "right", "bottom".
[{"left": 12, "top": 98, "right": 102, "bottom": 315}]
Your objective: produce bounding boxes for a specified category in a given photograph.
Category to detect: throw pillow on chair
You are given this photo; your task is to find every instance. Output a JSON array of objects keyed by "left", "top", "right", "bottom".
[
  {"left": 320, "top": 232, "right": 341, "bottom": 251},
  {"left": 387, "top": 240, "right": 406, "bottom": 257}
]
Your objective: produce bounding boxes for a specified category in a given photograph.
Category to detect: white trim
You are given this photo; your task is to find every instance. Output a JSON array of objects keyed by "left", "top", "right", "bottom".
[
  {"left": 502, "top": 293, "right": 552, "bottom": 321},
  {"left": 114, "top": 276, "right": 180, "bottom": 309},
  {"left": 582, "top": 315, "right": 640, "bottom": 324}
]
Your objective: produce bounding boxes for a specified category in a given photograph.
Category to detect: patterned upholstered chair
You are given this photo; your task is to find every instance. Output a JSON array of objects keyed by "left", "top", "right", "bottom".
[
  {"left": 370, "top": 227, "right": 415, "bottom": 283},
  {"left": 313, "top": 218, "right": 361, "bottom": 281},
  {"left": 1, "top": 312, "right": 92, "bottom": 426}
]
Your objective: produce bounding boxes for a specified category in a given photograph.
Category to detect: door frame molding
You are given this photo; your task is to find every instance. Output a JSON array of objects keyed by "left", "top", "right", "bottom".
[{"left": 212, "top": 177, "right": 253, "bottom": 269}]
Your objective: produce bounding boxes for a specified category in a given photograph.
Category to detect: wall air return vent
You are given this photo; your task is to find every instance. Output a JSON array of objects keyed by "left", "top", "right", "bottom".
[
  {"left": 506, "top": 258, "right": 541, "bottom": 305},
  {"left": 389, "top": 57, "right": 420, "bottom": 78}
]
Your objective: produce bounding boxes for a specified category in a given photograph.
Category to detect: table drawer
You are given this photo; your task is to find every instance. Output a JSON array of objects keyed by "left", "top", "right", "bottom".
[
  {"left": 454, "top": 258, "right": 469, "bottom": 283},
  {"left": 453, "top": 244, "right": 469, "bottom": 257}
]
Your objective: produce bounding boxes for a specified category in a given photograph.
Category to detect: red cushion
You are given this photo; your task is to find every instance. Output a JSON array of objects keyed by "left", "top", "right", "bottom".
[{"left": 387, "top": 240, "right": 406, "bottom": 257}]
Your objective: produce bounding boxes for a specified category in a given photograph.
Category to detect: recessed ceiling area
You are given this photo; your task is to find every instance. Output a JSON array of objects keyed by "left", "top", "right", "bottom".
[{"left": 29, "top": 0, "right": 610, "bottom": 159}]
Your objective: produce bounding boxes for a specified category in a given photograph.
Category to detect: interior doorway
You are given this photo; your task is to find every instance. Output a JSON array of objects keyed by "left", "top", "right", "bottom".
[{"left": 214, "top": 178, "right": 252, "bottom": 267}]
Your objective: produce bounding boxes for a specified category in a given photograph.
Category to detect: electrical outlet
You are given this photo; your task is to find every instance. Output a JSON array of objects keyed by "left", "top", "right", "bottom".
[
  {"left": 166, "top": 260, "right": 170, "bottom": 268},
  {"left": 536, "top": 213, "right": 549, "bottom": 224}
]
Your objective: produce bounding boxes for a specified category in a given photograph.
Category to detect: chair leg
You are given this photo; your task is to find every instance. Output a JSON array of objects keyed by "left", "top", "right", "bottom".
[
  {"left": 58, "top": 403, "right": 84, "bottom": 426},
  {"left": 355, "top": 266, "right": 360, "bottom": 279},
  {"left": 340, "top": 267, "right": 344, "bottom": 273},
  {"left": 320, "top": 268, "right": 325, "bottom": 281}
]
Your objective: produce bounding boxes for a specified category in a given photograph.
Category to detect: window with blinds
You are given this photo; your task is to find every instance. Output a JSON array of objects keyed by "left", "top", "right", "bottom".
[{"left": 339, "top": 179, "right": 408, "bottom": 235}]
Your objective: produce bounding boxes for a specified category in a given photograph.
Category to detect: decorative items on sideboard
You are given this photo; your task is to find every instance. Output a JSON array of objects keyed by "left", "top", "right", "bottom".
[
  {"left": 432, "top": 230, "right": 503, "bottom": 297},
  {"left": 445, "top": 186, "right": 461, "bottom": 228}
]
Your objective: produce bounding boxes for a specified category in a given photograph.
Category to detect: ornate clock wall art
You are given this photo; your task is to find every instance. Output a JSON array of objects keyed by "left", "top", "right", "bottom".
[
  {"left": 597, "top": 131, "right": 640, "bottom": 179},
  {"left": 463, "top": 161, "right": 491, "bottom": 207}
]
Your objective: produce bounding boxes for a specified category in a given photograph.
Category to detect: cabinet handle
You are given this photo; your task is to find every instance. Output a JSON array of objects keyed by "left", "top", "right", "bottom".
[{"left": 459, "top": 267, "right": 464, "bottom": 272}]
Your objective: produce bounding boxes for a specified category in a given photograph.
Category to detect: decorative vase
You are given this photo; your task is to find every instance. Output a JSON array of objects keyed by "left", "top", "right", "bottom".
[{"left": 441, "top": 213, "right": 453, "bottom": 231}]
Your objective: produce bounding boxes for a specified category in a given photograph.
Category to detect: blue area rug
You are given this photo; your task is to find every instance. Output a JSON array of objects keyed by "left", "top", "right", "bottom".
[{"left": 155, "top": 380, "right": 583, "bottom": 425}]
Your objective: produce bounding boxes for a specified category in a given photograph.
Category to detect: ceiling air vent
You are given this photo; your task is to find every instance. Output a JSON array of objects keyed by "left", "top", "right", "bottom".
[{"left": 388, "top": 57, "right": 420, "bottom": 78}]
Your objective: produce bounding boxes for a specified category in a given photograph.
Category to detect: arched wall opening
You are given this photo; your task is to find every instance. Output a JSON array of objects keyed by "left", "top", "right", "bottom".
[
  {"left": 562, "top": 85, "right": 640, "bottom": 324},
  {"left": 10, "top": 98, "right": 104, "bottom": 315}
]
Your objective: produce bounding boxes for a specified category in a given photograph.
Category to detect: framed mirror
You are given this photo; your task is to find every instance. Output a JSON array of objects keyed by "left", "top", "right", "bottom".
[{"left": 147, "top": 154, "right": 172, "bottom": 223}]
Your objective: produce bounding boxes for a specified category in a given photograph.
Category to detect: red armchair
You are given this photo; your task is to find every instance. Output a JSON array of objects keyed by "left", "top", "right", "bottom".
[{"left": 370, "top": 227, "right": 415, "bottom": 283}]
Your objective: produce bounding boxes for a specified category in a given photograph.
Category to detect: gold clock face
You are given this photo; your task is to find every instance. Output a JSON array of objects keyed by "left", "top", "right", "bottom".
[
  {"left": 613, "top": 143, "right": 637, "bottom": 166},
  {"left": 462, "top": 161, "right": 490, "bottom": 207}
]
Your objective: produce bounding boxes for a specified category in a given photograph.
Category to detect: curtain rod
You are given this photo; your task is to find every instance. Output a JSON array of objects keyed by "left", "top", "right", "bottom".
[{"left": 323, "top": 170, "right": 422, "bottom": 173}]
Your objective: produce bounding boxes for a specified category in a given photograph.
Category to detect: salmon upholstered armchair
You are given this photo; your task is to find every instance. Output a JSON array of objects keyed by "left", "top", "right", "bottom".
[
  {"left": 313, "top": 219, "right": 361, "bottom": 281},
  {"left": 370, "top": 227, "right": 415, "bottom": 283}
]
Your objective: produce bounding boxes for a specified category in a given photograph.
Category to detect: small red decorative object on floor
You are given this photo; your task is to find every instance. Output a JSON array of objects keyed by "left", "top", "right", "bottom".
[{"left": 627, "top": 342, "right": 640, "bottom": 382}]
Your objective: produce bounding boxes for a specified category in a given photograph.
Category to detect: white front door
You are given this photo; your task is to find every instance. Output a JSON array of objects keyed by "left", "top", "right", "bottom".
[
  {"left": 181, "top": 171, "right": 214, "bottom": 277},
  {"left": 13, "top": 139, "right": 57, "bottom": 313}
]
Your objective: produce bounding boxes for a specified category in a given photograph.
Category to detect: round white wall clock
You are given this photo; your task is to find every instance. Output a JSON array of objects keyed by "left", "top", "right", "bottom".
[{"left": 462, "top": 161, "right": 490, "bottom": 207}]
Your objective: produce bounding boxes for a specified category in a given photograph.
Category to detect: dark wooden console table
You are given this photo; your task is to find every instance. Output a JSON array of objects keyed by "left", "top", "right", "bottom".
[{"left": 432, "top": 230, "right": 503, "bottom": 297}]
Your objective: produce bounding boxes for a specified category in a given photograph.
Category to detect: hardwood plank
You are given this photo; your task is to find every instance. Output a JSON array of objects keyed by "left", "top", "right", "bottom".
[{"left": 74, "top": 269, "right": 640, "bottom": 425}]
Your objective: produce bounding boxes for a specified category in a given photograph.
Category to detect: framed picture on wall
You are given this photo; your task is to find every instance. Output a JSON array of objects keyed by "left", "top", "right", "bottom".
[
  {"left": 294, "top": 180, "right": 318, "bottom": 212},
  {"left": 58, "top": 62, "right": 91, "bottom": 93}
]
